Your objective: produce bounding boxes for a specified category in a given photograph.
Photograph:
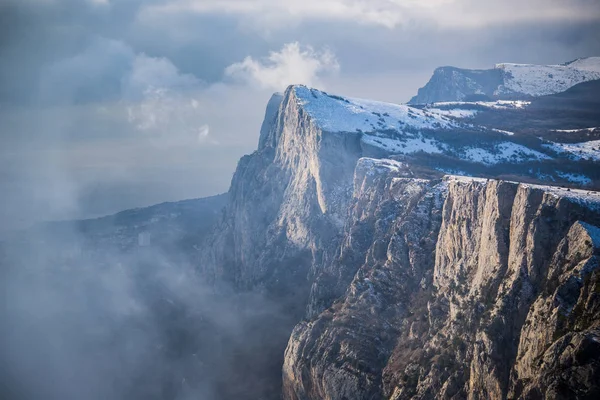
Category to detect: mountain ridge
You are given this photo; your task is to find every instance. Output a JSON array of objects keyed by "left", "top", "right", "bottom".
[{"left": 409, "top": 56, "right": 600, "bottom": 104}]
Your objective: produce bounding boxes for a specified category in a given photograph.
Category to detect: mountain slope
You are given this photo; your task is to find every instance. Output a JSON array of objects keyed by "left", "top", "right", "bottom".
[{"left": 409, "top": 57, "right": 600, "bottom": 104}]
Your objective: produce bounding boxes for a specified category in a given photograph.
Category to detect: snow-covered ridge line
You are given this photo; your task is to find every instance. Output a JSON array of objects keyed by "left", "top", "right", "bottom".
[
  {"left": 289, "top": 85, "right": 551, "bottom": 165},
  {"left": 292, "top": 85, "right": 458, "bottom": 134},
  {"left": 445, "top": 175, "right": 600, "bottom": 208},
  {"left": 495, "top": 59, "right": 600, "bottom": 97},
  {"left": 292, "top": 86, "right": 542, "bottom": 164},
  {"left": 430, "top": 100, "right": 530, "bottom": 109},
  {"left": 284, "top": 84, "right": 600, "bottom": 170}
]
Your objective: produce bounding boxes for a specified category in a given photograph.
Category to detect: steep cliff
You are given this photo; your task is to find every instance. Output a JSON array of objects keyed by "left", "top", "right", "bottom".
[
  {"left": 284, "top": 159, "right": 447, "bottom": 400},
  {"left": 283, "top": 173, "right": 600, "bottom": 400},
  {"left": 200, "top": 87, "right": 363, "bottom": 298}
]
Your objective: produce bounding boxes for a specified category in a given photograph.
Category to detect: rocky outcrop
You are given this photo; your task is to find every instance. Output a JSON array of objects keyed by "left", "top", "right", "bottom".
[
  {"left": 200, "top": 87, "right": 362, "bottom": 296},
  {"left": 197, "top": 86, "right": 366, "bottom": 398},
  {"left": 509, "top": 221, "right": 600, "bottom": 399},
  {"left": 284, "top": 159, "right": 447, "bottom": 400}
]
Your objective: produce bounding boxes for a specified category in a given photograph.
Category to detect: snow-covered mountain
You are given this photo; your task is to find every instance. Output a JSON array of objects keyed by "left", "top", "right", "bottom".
[
  {"left": 409, "top": 56, "right": 600, "bottom": 104},
  {"left": 199, "top": 82, "right": 600, "bottom": 400}
]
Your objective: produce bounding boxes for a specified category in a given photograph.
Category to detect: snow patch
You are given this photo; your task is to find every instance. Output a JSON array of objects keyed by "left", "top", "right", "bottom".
[
  {"left": 492, "top": 128, "right": 515, "bottom": 136},
  {"left": 444, "top": 175, "right": 489, "bottom": 184},
  {"left": 543, "top": 139, "right": 600, "bottom": 161},
  {"left": 463, "top": 142, "right": 551, "bottom": 165},
  {"left": 551, "top": 127, "right": 599, "bottom": 133},
  {"left": 357, "top": 157, "right": 409, "bottom": 175},
  {"left": 361, "top": 134, "right": 448, "bottom": 155},
  {"left": 556, "top": 172, "right": 592, "bottom": 186},
  {"left": 427, "top": 108, "right": 478, "bottom": 119},
  {"left": 431, "top": 100, "right": 531, "bottom": 110},
  {"left": 566, "top": 57, "right": 600, "bottom": 73},
  {"left": 578, "top": 221, "right": 600, "bottom": 248}
]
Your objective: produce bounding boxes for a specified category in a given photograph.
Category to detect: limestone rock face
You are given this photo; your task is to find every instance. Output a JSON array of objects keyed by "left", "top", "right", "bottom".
[
  {"left": 284, "top": 159, "right": 447, "bottom": 400},
  {"left": 509, "top": 221, "right": 600, "bottom": 399},
  {"left": 282, "top": 175, "right": 600, "bottom": 400}
]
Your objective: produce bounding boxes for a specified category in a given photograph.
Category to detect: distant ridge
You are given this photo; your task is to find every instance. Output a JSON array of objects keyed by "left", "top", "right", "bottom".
[{"left": 409, "top": 56, "right": 600, "bottom": 104}]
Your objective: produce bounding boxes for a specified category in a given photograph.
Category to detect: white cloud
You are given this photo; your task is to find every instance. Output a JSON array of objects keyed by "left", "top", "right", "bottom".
[
  {"left": 197, "top": 124, "right": 211, "bottom": 143},
  {"left": 224, "top": 42, "right": 339, "bottom": 91}
]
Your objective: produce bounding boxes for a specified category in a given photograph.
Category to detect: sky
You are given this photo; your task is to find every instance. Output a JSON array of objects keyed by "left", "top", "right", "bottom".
[{"left": 1, "top": 0, "right": 600, "bottom": 233}]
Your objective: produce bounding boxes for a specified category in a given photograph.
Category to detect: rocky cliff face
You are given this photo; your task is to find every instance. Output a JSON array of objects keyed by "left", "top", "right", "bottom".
[
  {"left": 200, "top": 88, "right": 362, "bottom": 297},
  {"left": 282, "top": 172, "right": 600, "bottom": 400},
  {"left": 409, "top": 66, "right": 504, "bottom": 104},
  {"left": 283, "top": 159, "right": 448, "bottom": 400},
  {"left": 197, "top": 82, "right": 600, "bottom": 399}
]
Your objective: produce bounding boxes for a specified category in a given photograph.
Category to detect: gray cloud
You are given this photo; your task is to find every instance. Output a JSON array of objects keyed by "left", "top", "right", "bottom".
[{"left": 142, "top": 0, "right": 600, "bottom": 29}]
